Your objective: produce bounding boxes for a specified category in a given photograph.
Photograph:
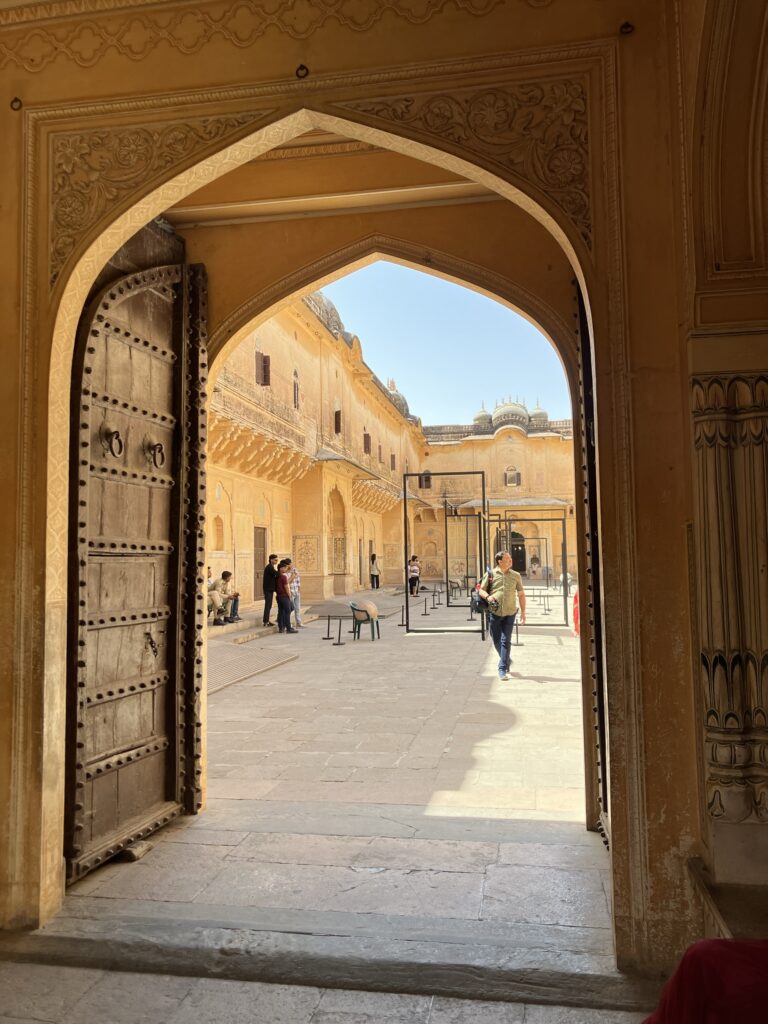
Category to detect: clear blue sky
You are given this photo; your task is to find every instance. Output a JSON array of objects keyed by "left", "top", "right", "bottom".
[{"left": 322, "top": 262, "right": 571, "bottom": 426}]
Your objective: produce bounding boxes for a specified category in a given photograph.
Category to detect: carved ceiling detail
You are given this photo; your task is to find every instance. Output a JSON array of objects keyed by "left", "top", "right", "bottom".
[
  {"left": 49, "top": 111, "right": 273, "bottom": 284},
  {"left": 0, "top": 0, "right": 502, "bottom": 71},
  {"left": 692, "top": 373, "right": 768, "bottom": 823},
  {"left": 338, "top": 79, "right": 592, "bottom": 247}
]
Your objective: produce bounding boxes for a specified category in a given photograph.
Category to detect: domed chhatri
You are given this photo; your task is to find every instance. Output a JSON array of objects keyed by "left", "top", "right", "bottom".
[
  {"left": 386, "top": 378, "right": 410, "bottom": 417},
  {"left": 473, "top": 402, "right": 493, "bottom": 426},
  {"left": 530, "top": 401, "right": 549, "bottom": 425},
  {"left": 491, "top": 396, "right": 529, "bottom": 430},
  {"left": 304, "top": 291, "right": 346, "bottom": 339}
]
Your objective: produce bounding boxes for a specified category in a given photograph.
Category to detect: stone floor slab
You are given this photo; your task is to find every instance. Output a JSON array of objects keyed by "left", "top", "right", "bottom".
[
  {"left": 195, "top": 861, "right": 484, "bottom": 918},
  {"left": 61, "top": 972, "right": 195, "bottom": 1024},
  {"left": 0, "top": 962, "right": 103, "bottom": 1021},
  {"left": 168, "top": 978, "right": 321, "bottom": 1024}
]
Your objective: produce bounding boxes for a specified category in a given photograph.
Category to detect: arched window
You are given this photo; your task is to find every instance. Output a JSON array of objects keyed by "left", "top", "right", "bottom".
[
  {"left": 293, "top": 370, "right": 300, "bottom": 410},
  {"left": 213, "top": 515, "right": 224, "bottom": 550},
  {"left": 505, "top": 467, "right": 522, "bottom": 487}
]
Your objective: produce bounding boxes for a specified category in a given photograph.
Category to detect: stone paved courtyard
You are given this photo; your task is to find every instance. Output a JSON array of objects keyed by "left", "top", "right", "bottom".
[{"left": 0, "top": 602, "right": 660, "bottom": 1019}]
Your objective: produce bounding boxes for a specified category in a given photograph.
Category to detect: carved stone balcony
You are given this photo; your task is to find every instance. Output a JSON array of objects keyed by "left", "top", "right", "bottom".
[
  {"left": 351, "top": 478, "right": 401, "bottom": 514},
  {"left": 209, "top": 370, "right": 314, "bottom": 485}
]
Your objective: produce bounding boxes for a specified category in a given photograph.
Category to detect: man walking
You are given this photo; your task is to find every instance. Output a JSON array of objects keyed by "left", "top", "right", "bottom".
[
  {"left": 478, "top": 550, "right": 526, "bottom": 681},
  {"left": 262, "top": 553, "right": 279, "bottom": 626}
]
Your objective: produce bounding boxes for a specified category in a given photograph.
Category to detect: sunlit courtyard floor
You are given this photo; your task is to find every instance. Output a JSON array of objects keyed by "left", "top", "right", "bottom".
[{"left": 2, "top": 597, "right": 660, "bottom": 1018}]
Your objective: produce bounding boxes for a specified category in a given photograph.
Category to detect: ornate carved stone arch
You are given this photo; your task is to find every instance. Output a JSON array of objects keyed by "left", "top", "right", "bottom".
[{"left": 21, "top": 42, "right": 648, "bottom": 957}]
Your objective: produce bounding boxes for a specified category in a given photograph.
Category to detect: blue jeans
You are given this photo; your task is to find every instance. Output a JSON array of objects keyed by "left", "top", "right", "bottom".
[{"left": 488, "top": 613, "right": 516, "bottom": 677}]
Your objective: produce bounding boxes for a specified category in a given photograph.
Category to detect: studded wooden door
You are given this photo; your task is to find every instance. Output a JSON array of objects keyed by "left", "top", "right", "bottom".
[{"left": 65, "top": 256, "right": 208, "bottom": 883}]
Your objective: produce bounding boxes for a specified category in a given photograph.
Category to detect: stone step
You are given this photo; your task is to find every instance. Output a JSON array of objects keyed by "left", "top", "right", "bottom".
[{"left": 0, "top": 911, "right": 661, "bottom": 1013}]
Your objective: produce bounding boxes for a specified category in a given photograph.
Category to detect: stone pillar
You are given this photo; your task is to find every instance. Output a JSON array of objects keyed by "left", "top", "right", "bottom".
[{"left": 692, "top": 373, "right": 768, "bottom": 880}]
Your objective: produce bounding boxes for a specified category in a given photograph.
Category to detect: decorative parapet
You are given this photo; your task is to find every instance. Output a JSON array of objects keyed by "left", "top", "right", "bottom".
[{"left": 691, "top": 373, "right": 768, "bottom": 823}]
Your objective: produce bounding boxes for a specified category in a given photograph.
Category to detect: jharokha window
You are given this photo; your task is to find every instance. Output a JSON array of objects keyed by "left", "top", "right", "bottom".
[
  {"left": 334, "top": 409, "right": 342, "bottom": 434},
  {"left": 213, "top": 514, "right": 225, "bottom": 550},
  {"left": 255, "top": 350, "right": 271, "bottom": 386},
  {"left": 505, "top": 467, "right": 522, "bottom": 487},
  {"left": 363, "top": 430, "right": 372, "bottom": 455},
  {"left": 293, "top": 370, "right": 300, "bottom": 410}
]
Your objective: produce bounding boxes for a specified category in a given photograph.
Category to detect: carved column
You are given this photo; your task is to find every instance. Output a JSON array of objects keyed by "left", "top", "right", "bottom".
[{"left": 692, "top": 374, "right": 768, "bottom": 823}]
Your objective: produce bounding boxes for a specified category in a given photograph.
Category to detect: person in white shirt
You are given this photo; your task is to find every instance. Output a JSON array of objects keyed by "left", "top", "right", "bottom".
[
  {"left": 287, "top": 560, "right": 303, "bottom": 627},
  {"left": 407, "top": 555, "right": 420, "bottom": 596},
  {"left": 370, "top": 553, "right": 381, "bottom": 589}
]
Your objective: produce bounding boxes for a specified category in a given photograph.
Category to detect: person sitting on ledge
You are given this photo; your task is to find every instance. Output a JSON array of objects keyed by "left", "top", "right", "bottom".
[
  {"left": 207, "top": 566, "right": 226, "bottom": 626},
  {"left": 213, "top": 570, "right": 241, "bottom": 623}
]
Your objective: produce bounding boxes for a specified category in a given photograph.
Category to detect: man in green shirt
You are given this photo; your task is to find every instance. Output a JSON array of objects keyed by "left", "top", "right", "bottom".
[{"left": 478, "top": 550, "right": 527, "bottom": 681}]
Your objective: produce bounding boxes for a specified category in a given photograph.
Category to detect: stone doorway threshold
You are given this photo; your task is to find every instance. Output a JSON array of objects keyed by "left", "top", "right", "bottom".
[{"left": 1, "top": 619, "right": 660, "bottom": 1015}]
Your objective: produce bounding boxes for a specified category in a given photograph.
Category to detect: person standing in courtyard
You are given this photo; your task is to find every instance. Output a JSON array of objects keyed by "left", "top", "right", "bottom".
[
  {"left": 276, "top": 558, "right": 297, "bottom": 634},
  {"left": 262, "top": 553, "right": 279, "bottom": 626},
  {"left": 478, "top": 550, "right": 526, "bottom": 681},
  {"left": 287, "top": 559, "right": 303, "bottom": 628},
  {"left": 407, "top": 554, "right": 421, "bottom": 596},
  {"left": 370, "top": 552, "right": 381, "bottom": 589}
]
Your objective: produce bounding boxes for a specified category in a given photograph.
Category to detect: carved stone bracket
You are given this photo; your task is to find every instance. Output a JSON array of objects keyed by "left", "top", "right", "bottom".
[
  {"left": 49, "top": 110, "right": 273, "bottom": 284},
  {"left": 692, "top": 373, "right": 768, "bottom": 823},
  {"left": 338, "top": 78, "right": 591, "bottom": 248}
]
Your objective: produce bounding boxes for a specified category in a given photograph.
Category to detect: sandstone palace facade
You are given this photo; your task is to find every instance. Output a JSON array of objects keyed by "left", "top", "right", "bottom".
[{"left": 206, "top": 290, "right": 577, "bottom": 602}]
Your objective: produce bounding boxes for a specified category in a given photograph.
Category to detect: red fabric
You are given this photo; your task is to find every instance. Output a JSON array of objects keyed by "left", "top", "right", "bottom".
[
  {"left": 643, "top": 940, "right": 768, "bottom": 1024},
  {"left": 277, "top": 572, "right": 290, "bottom": 599},
  {"left": 572, "top": 588, "right": 580, "bottom": 637}
]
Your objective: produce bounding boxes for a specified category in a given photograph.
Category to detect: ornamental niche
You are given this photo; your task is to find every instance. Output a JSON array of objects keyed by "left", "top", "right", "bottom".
[{"left": 692, "top": 373, "right": 768, "bottom": 823}]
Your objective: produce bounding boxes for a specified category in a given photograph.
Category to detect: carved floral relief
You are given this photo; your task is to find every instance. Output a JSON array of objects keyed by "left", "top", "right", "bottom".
[
  {"left": 49, "top": 112, "right": 271, "bottom": 283},
  {"left": 340, "top": 79, "right": 592, "bottom": 247},
  {"left": 1, "top": 0, "right": 503, "bottom": 72},
  {"left": 692, "top": 373, "right": 768, "bottom": 822}
]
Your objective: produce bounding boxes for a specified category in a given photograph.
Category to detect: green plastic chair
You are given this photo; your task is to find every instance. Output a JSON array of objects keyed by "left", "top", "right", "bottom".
[{"left": 350, "top": 601, "right": 380, "bottom": 641}]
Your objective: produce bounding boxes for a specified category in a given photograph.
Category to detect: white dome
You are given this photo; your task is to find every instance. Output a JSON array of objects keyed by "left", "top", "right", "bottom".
[{"left": 492, "top": 398, "right": 529, "bottom": 428}]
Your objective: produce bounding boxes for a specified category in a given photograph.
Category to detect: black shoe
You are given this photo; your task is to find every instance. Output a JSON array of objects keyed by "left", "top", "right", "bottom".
[
  {"left": 225, "top": 617, "right": 235, "bottom": 623},
  {"left": 232, "top": 615, "right": 243, "bottom": 622},
  {"left": 212, "top": 619, "right": 226, "bottom": 626},
  {"left": 286, "top": 628, "right": 298, "bottom": 634},
  {"left": 277, "top": 629, "right": 285, "bottom": 633}
]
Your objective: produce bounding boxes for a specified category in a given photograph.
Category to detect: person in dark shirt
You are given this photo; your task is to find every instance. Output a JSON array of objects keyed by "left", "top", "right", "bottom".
[
  {"left": 276, "top": 558, "right": 297, "bottom": 634},
  {"left": 262, "top": 553, "right": 279, "bottom": 626}
]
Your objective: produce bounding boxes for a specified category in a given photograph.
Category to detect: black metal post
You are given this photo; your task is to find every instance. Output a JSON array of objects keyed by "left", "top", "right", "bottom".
[
  {"left": 562, "top": 514, "right": 569, "bottom": 626},
  {"left": 403, "top": 473, "right": 410, "bottom": 633},
  {"left": 323, "top": 615, "right": 332, "bottom": 640},
  {"left": 333, "top": 617, "right": 345, "bottom": 646}
]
